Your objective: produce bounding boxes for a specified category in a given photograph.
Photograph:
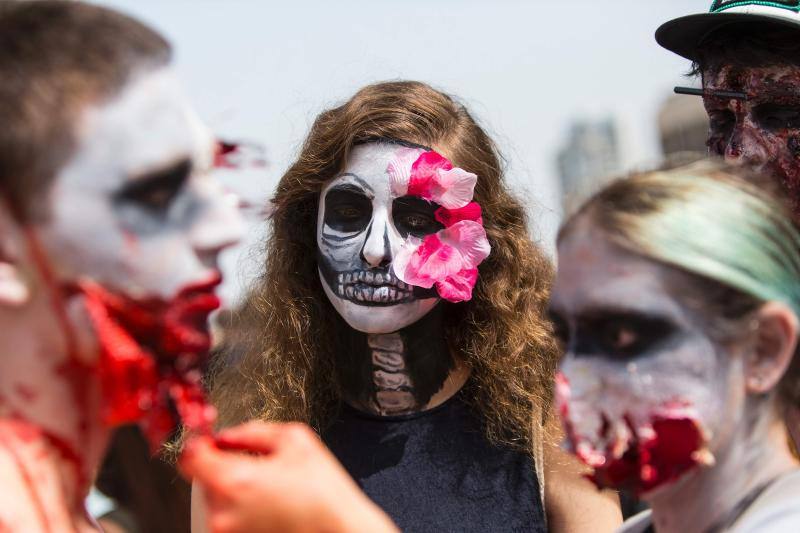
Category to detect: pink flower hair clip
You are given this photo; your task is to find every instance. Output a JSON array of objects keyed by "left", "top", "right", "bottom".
[{"left": 388, "top": 148, "right": 491, "bottom": 303}]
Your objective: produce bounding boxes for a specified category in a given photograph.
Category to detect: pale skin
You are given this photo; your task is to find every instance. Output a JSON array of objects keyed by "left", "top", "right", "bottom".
[
  {"left": 0, "top": 66, "right": 242, "bottom": 531},
  {"left": 551, "top": 218, "right": 799, "bottom": 533}
]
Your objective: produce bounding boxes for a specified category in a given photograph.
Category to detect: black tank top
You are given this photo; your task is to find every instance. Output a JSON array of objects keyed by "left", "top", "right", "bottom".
[{"left": 322, "top": 391, "right": 546, "bottom": 533}]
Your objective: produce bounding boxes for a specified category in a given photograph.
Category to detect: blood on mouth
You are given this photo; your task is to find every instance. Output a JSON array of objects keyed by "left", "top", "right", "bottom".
[
  {"left": 79, "top": 272, "right": 222, "bottom": 450},
  {"left": 556, "top": 372, "right": 714, "bottom": 496}
]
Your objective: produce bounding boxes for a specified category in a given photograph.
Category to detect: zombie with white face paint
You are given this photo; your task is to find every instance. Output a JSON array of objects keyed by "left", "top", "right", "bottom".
[
  {"left": 551, "top": 162, "right": 800, "bottom": 533},
  {"left": 209, "top": 81, "right": 622, "bottom": 532},
  {"left": 0, "top": 2, "right": 247, "bottom": 530}
]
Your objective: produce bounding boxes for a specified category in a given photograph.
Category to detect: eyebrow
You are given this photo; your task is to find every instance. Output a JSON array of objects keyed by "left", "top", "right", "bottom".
[
  {"left": 328, "top": 181, "right": 372, "bottom": 198},
  {"left": 336, "top": 173, "right": 374, "bottom": 193},
  {"left": 115, "top": 158, "right": 192, "bottom": 199}
]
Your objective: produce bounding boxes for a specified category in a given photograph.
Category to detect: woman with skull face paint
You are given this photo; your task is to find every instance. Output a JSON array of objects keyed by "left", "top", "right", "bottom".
[
  {"left": 203, "top": 81, "right": 622, "bottom": 532},
  {"left": 552, "top": 161, "right": 800, "bottom": 533}
]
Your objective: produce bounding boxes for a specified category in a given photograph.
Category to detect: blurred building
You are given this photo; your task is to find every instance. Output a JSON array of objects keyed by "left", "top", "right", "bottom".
[
  {"left": 556, "top": 118, "right": 621, "bottom": 211},
  {"left": 657, "top": 93, "right": 708, "bottom": 158}
]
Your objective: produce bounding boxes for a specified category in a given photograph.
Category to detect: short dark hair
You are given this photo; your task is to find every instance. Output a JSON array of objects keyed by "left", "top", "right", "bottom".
[
  {"left": 691, "top": 24, "right": 800, "bottom": 77},
  {"left": 0, "top": 0, "right": 171, "bottom": 221}
]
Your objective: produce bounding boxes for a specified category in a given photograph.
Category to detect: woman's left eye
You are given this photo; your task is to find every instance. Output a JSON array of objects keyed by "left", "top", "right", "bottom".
[{"left": 403, "top": 214, "right": 434, "bottom": 229}]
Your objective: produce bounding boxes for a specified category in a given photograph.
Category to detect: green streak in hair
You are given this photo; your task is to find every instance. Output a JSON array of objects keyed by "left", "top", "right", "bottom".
[{"left": 629, "top": 172, "right": 800, "bottom": 319}]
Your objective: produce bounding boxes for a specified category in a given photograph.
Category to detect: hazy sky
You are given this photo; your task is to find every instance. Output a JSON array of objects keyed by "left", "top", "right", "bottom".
[{"left": 93, "top": 0, "right": 709, "bottom": 302}]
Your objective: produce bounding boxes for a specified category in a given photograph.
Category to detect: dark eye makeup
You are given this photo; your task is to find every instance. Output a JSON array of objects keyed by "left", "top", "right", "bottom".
[
  {"left": 707, "top": 109, "right": 735, "bottom": 137},
  {"left": 324, "top": 185, "right": 372, "bottom": 233},
  {"left": 115, "top": 159, "right": 192, "bottom": 215},
  {"left": 392, "top": 196, "right": 443, "bottom": 238},
  {"left": 548, "top": 308, "right": 679, "bottom": 361},
  {"left": 752, "top": 103, "right": 800, "bottom": 132}
]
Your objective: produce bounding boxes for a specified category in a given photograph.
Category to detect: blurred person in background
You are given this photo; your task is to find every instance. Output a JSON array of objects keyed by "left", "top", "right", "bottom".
[
  {"left": 657, "top": 0, "right": 800, "bottom": 449},
  {"left": 554, "top": 162, "right": 800, "bottom": 532}
]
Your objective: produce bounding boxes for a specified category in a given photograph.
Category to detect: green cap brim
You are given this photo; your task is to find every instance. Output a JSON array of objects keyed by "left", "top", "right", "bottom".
[{"left": 656, "top": 12, "right": 800, "bottom": 61}]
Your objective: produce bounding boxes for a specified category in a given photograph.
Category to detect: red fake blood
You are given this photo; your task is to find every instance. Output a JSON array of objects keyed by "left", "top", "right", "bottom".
[
  {"left": 556, "top": 373, "right": 711, "bottom": 496},
  {"left": 585, "top": 411, "right": 708, "bottom": 495},
  {"left": 213, "top": 139, "right": 268, "bottom": 169},
  {"left": 79, "top": 273, "right": 221, "bottom": 451},
  {"left": 18, "top": 227, "right": 95, "bottom": 503}
]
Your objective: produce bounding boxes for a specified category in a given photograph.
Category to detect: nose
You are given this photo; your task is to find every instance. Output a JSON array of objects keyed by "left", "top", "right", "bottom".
[
  {"left": 189, "top": 185, "right": 245, "bottom": 261},
  {"left": 360, "top": 212, "right": 391, "bottom": 268},
  {"left": 724, "top": 123, "right": 770, "bottom": 166}
]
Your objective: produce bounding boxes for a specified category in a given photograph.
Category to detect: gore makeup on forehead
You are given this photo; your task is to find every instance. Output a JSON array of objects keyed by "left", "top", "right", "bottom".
[
  {"left": 58, "top": 67, "right": 214, "bottom": 192},
  {"left": 707, "top": 65, "right": 800, "bottom": 95}
]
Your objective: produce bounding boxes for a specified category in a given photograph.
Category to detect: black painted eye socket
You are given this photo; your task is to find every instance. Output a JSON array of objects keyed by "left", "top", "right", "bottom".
[
  {"left": 115, "top": 159, "right": 192, "bottom": 216},
  {"left": 324, "top": 188, "right": 371, "bottom": 233},
  {"left": 753, "top": 104, "right": 800, "bottom": 132},
  {"left": 708, "top": 110, "right": 735, "bottom": 136},
  {"left": 576, "top": 314, "right": 677, "bottom": 360},
  {"left": 393, "top": 196, "right": 443, "bottom": 238}
]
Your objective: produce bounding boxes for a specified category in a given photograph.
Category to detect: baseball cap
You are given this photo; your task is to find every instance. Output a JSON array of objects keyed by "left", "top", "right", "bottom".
[{"left": 656, "top": 1, "right": 800, "bottom": 61}]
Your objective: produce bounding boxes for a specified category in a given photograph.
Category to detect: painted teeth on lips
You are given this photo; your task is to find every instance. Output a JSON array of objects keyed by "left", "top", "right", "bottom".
[
  {"left": 335, "top": 270, "right": 413, "bottom": 303},
  {"left": 336, "top": 270, "right": 410, "bottom": 290}
]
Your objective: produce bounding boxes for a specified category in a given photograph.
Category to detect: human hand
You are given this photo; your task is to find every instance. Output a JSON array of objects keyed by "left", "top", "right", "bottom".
[{"left": 180, "top": 421, "right": 398, "bottom": 533}]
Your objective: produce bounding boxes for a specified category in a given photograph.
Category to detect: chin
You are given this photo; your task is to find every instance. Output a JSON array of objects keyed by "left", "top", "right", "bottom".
[{"left": 321, "top": 281, "right": 438, "bottom": 333}]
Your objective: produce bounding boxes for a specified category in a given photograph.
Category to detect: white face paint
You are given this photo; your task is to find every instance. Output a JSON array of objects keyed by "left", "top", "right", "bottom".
[
  {"left": 550, "top": 222, "right": 745, "bottom": 494},
  {"left": 36, "top": 67, "right": 244, "bottom": 299},
  {"left": 317, "top": 143, "right": 440, "bottom": 333}
]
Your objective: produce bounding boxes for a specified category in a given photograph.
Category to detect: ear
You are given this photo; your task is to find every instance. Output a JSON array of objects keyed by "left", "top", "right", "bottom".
[
  {"left": 745, "top": 302, "right": 799, "bottom": 395},
  {"left": 0, "top": 207, "right": 30, "bottom": 306}
]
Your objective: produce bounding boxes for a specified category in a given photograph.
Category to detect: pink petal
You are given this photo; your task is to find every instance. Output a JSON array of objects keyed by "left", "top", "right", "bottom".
[
  {"left": 435, "top": 202, "right": 483, "bottom": 227},
  {"left": 438, "top": 220, "right": 491, "bottom": 268},
  {"left": 431, "top": 167, "right": 477, "bottom": 209},
  {"left": 392, "top": 235, "right": 435, "bottom": 288},
  {"left": 387, "top": 147, "right": 424, "bottom": 197},
  {"left": 435, "top": 268, "right": 479, "bottom": 302},
  {"left": 393, "top": 221, "right": 491, "bottom": 295},
  {"left": 407, "top": 151, "right": 452, "bottom": 200},
  {"left": 404, "top": 233, "right": 463, "bottom": 284}
]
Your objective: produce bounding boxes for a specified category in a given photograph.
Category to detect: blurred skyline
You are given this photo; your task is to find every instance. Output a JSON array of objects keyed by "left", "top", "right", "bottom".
[{"left": 93, "top": 0, "right": 709, "bottom": 303}]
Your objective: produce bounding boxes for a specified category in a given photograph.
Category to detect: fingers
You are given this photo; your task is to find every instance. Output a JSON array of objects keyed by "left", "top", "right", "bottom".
[
  {"left": 215, "top": 421, "right": 317, "bottom": 455},
  {"left": 178, "top": 436, "right": 228, "bottom": 491}
]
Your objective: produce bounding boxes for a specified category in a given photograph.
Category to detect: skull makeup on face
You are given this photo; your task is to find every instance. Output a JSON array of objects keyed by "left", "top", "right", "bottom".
[
  {"left": 318, "top": 145, "right": 440, "bottom": 332},
  {"left": 317, "top": 143, "right": 439, "bottom": 333},
  {"left": 317, "top": 142, "right": 490, "bottom": 334},
  {"left": 550, "top": 225, "right": 733, "bottom": 497}
]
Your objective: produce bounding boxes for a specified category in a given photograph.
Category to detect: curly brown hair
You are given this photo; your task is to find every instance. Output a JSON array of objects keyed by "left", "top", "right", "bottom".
[{"left": 209, "top": 81, "right": 559, "bottom": 463}]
